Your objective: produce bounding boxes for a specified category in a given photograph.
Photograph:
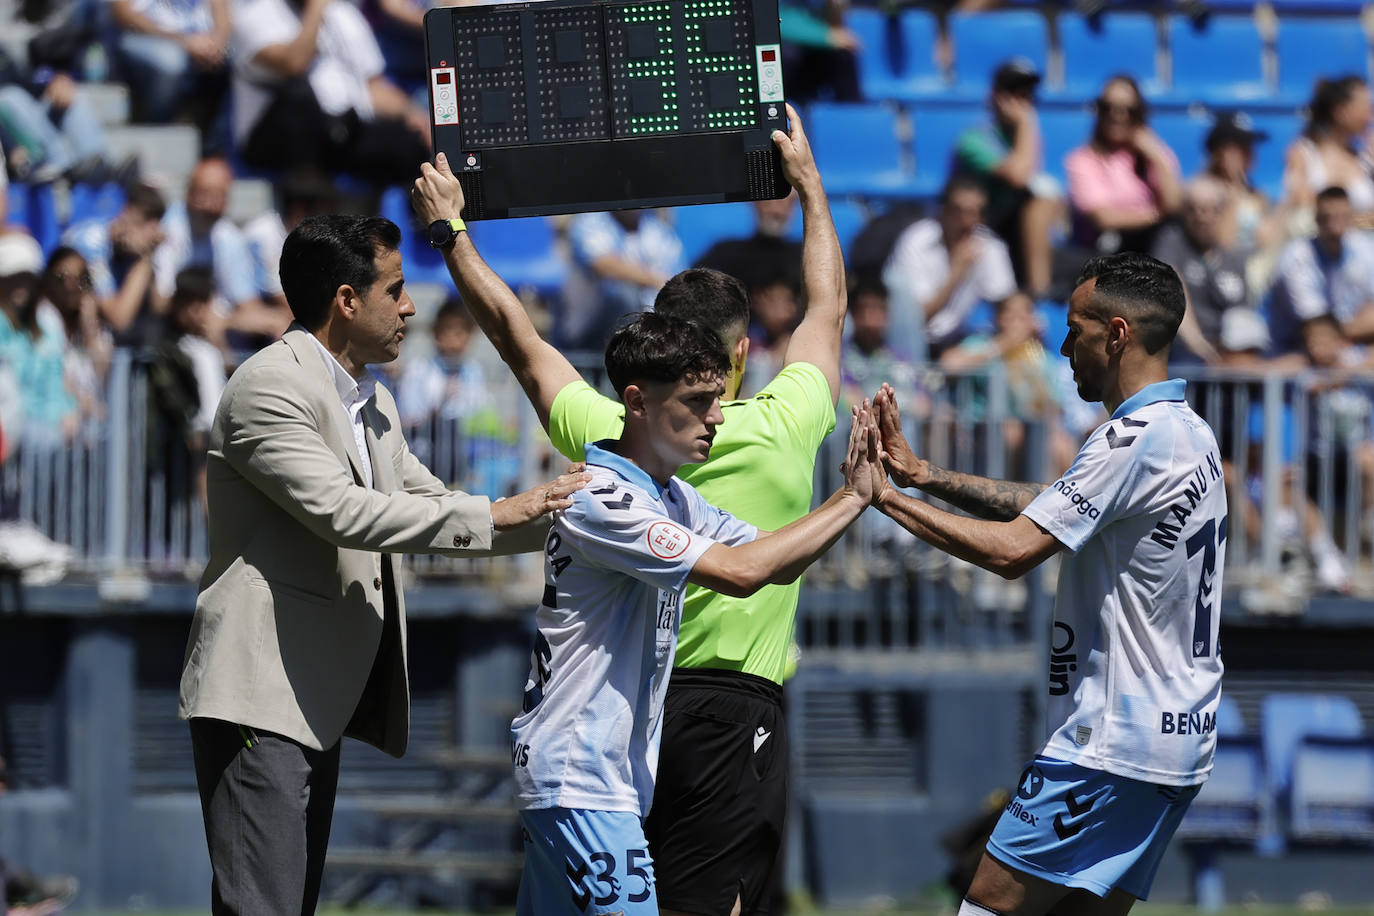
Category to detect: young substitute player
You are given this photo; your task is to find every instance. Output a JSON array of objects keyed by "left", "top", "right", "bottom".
[
  {"left": 413, "top": 103, "right": 844, "bottom": 916},
  {"left": 870, "top": 252, "right": 1227, "bottom": 916},
  {"left": 503, "top": 311, "right": 876, "bottom": 916}
]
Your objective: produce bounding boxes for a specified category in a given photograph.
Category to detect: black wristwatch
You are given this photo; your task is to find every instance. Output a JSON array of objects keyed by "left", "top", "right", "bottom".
[{"left": 428, "top": 217, "right": 466, "bottom": 249}]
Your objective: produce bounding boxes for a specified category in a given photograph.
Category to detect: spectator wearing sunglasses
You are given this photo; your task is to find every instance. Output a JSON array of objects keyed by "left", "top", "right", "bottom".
[{"left": 1064, "top": 74, "right": 1182, "bottom": 255}]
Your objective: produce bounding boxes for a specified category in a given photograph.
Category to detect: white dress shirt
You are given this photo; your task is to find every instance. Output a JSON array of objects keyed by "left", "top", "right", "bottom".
[{"left": 307, "top": 333, "right": 376, "bottom": 489}]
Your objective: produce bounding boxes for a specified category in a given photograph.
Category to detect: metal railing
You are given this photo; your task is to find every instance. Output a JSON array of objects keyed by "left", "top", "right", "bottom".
[{"left": 2, "top": 351, "right": 1369, "bottom": 619}]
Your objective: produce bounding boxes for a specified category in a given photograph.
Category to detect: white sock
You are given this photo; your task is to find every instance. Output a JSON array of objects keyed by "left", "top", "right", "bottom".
[{"left": 958, "top": 898, "right": 1005, "bottom": 916}]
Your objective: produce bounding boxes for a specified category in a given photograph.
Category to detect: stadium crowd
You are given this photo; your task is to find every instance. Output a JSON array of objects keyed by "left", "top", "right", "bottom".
[{"left": 1, "top": 0, "right": 1374, "bottom": 596}]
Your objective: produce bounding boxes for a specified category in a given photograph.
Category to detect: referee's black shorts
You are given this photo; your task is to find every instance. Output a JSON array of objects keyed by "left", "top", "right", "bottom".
[{"left": 644, "top": 667, "right": 787, "bottom": 916}]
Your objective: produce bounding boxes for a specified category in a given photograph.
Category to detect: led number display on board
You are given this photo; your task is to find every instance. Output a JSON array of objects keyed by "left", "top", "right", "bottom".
[{"left": 424, "top": 0, "right": 789, "bottom": 219}]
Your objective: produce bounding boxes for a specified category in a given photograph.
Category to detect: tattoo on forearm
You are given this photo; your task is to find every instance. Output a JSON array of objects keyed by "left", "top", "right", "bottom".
[{"left": 921, "top": 466, "right": 1046, "bottom": 522}]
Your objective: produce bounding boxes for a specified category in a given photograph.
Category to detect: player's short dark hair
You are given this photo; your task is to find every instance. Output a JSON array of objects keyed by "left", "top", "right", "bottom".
[
  {"left": 940, "top": 175, "right": 987, "bottom": 205},
  {"left": 1075, "top": 252, "right": 1185, "bottom": 355},
  {"left": 172, "top": 266, "right": 215, "bottom": 309},
  {"left": 125, "top": 183, "right": 166, "bottom": 221},
  {"left": 850, "top": 272, "right": 888, "bottom": 302},
  {"left": 277, "top": 167, "right": 340, "bottom": 214},
  {"left": 434, "top": 295, "right": 475, "bottom": 330},
  {"left": 605, "top": 311, "right": 731, "bottom": 399},
  {"left": 653, "top": 268, "right": 750, "bottom": 345},
  {"left": 280, "top": 214, "right": 401, "bottom": 330},
  {"left": 1317, "top": 185, "right": 1351, "bottom": 206}
]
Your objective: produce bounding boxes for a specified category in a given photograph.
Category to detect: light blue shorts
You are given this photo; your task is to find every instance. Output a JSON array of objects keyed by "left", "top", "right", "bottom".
[
  {"left": 517, "top": 807, "right": 657, "bottom": 916},
  {"left": 985, "top": 756, "right": 1200, "bottom": 900}
]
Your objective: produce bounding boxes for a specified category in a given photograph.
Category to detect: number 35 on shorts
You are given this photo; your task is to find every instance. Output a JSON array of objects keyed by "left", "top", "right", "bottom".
[{"left": 566, "top": 848, "right": 653, "bottom": 913}]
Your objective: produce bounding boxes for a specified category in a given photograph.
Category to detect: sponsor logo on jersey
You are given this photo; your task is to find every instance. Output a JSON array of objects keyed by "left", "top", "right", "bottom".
[
  {"left": 1049, "top": 622, "right": 1078, "bottom": 696},
  {"left": 1051, "top": 478, "right": 1101, "bottom": 519},
  {"left": 656, "top": 591, "right": 679, "bottom": 630},
  {"left": 1160, "top": 710, "right": 1216, "bottom": 735},
  {"left": 647, "top": 521, "right": 689, "bottom": 559},
  {"left": 1017, "top": 764, "right": 1045, "bottom": 799},
  {"left": 1004, "top": 797, "right": 1039, "bottom": 826}
]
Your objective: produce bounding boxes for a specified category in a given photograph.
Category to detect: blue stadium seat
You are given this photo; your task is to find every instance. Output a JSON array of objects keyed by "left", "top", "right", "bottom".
[
  {"left": 1261, "top": 692, "right": 1366, "bottom": 803},
  {"left": 849, "top": 8, "right": 944, "bottom": 102},
  {"left": 25, "top": 183, "right": 60, "bottom": 256},
  {"left": 1289, "top": 736, "right": 1374, "bottom": 842},
  {"left": 1038, "top": 106, "right": 1093, "bottom": 186},
  {"left": 1272, "top": 1, "right": 1367, "bottom": 11},
  {"left": 849, "top": 8, "right": 904, "bottom": 102},
  {"left": 892, "top": 9, "right": 945, "bottom": 100},
  {"left": 828, "top": 198, "right": 869, "bottom": 253},
  {"left": 910, "top": 105, "right": 981, "bottom": 197},
  {"left": 466, "top": 216, "right": 565, "bottom": 297},
  {"left": 784, "top": 197, "right": 868, "bottom": 253},
  {"left": 1248, "top": 112, "right": 1304, "bottom": 203},
  {"left": 380, "top": 186, "right": 450, "bottom": 286},
  {"left": 1216, "top": 693, "right": 1245, "bottom": 737},
  {"left": 1153, "top": 110, "right": 1212, "bottom": 177},
  {"left": 806, "top": 102, "right": 920, "bottom": 198},
  {"left": 5, "top": 182, "right": 28, "bottom": 230},
  {"left": 1176, "top": 695, "right": 1273, "bottom": 844},
  {"left": 1056, "top": 12, "right": 1161, "bottom": 102},
  {"left": 1, "top": 183, "right": 57, "bottom": 252},
  {"left": 949, "top": 11, "right": 1049, "bottom": 98},
  {"left": 1275, "top": 18, "right": 1370, "bottom": 103},
  {"left": 69, "top": 183, "right": 126, "bottom": 226},
  {"left": 1035, "top": 299, "right": 1068, "bottom": 343},
  {"left": 1166, "top": 15, "right": 1267, "bottom": 106},
  {"left": 671, "top": 201, "right": 756, "bottom": 266},
  {"left": 1177, "top": 735, "right": 1273, "bottom": 843},
  {"left": 379, "top": 184, "right": 413, "bottom": 231}
]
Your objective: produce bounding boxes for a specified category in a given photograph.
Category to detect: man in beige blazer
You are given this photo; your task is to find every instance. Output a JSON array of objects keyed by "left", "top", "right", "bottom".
[{"left": 178, "top": 213, "right": 588, "bottom": 915}]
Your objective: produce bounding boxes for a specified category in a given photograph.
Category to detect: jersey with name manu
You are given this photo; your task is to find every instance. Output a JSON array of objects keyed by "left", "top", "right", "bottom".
[
  {"left": 1022, "top": 378, "right": 1227, "bottom": 786},
  {"left": 511, "top": 441, "right": 758, "bottom": 816}
]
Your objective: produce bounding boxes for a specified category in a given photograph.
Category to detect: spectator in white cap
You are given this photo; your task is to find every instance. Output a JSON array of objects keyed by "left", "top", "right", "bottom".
[
  {"left": 1218, "top": 306, "right": 1271, "bottom": 358},
  {"left": 0, "top": 234, "right": 79, "bottom": 449}
]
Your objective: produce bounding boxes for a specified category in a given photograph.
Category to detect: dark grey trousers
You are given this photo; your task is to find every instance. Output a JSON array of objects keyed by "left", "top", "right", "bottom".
[{"left": 190, "top": 717, "right": 342, "bottom": 915}]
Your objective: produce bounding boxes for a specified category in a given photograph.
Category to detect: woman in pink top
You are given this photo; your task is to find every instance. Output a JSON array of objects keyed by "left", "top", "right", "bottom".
[{"left": 1064, "top": 74, "right": 1183, "bottom": 253}]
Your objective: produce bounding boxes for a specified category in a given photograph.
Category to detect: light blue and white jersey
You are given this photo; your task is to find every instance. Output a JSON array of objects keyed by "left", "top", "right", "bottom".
[
  {"left": 512, "top": 441, "right": 758, "bottom": 815},
  {"left": 1023, "top": 379, "right": 1227, "bottom": 787}
]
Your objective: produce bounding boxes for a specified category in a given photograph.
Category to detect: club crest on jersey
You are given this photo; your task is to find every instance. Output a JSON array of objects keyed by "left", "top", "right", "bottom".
[{"left": 647, "top": 521, "right": 689, "bottom": 559}]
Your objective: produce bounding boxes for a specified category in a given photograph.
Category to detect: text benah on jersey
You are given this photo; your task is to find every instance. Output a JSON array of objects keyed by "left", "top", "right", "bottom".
[
  {"left": 1161, "top": 710, "right": 1216, "bottom": 735},
  {"left": 1148, "top": 451, "right": 1223, "bottom": 550}
]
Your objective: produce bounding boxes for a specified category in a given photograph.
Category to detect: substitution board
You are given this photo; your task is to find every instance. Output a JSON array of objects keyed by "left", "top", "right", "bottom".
[{"left": 423, "top": 0, "right": 790, "bottom": 219}]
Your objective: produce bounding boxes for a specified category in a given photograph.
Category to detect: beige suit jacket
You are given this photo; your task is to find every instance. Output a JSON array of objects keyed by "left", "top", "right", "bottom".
[{"left": 179, "top": 326, "right": 543, "bottom": 757}]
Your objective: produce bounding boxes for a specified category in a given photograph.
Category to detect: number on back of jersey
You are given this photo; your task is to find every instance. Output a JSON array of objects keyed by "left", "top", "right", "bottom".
[{"left": 522, "top": 631, "right": 552, "bottom": 713}]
